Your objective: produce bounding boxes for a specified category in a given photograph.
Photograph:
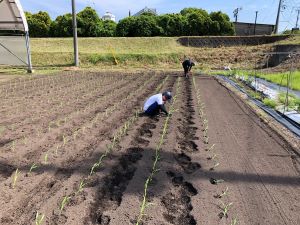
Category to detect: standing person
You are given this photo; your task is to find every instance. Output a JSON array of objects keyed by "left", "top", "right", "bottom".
[
  {"left": 142, "top": 91, "right": 172, "bottom": 117},
  {"left": 182, "top": 58, "right": 195, "bottom": 78}
]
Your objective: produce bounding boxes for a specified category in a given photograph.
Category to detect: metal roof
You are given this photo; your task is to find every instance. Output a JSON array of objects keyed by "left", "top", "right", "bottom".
[{"left": 0, "top": 0, "right": 28, "bottom": 32}]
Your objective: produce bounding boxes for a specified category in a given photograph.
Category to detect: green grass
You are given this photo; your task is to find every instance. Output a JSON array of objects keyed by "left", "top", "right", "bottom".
[
  {"left": 208, "top": 69, "right": 300, "bottom": 91},
  {"left": 256, "top": 71, "right": 300, "bottom": 91},
  {"left": 1, "top": 36, "right": 298, "bottom": 75},
  {"left": 29, "top": 37, "right": 191, "bottom": 69},
  {"left": 263, "top": 98, "right": 277, "bottom": 108},
  {"left": 277, "top": 34, "right": 300, "bottom": 45},
  {"left": 31, "top": 37, "right": 186, "bottom": 54}
]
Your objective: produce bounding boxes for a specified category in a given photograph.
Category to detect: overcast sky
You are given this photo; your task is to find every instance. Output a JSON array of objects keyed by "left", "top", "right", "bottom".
[{"left": 22, "top": 0, "right": 300, "bottom": 32}]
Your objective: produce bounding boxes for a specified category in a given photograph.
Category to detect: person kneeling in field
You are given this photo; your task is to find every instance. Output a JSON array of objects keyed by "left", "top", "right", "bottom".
[
  {"left": 142, "top": 91, "right": 172, "bottom": 117},
  {"left": 182, "top": 58, "right": 195, "bottom": 78}
]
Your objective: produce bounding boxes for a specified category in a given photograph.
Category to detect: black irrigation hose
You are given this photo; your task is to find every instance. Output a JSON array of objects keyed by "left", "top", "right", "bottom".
[{"left": 216, "top": 75, "right": 300, "bottom": 138}]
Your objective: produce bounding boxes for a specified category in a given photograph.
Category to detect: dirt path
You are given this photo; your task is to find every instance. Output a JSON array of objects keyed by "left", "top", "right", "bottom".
[{"left": 191, "top": 76, "right": 300, "bottom": 225}]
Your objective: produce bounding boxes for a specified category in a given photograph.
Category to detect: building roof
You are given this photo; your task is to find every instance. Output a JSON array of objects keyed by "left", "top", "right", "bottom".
[
  {"left": 133, "top": 7, "right": 157, "bottom": 16},
  {"left": 233, "top": 22, "right": 275, "bottom": 27},
  {"left": 0, "top": 0, "right": 28, "bottom": 32}
]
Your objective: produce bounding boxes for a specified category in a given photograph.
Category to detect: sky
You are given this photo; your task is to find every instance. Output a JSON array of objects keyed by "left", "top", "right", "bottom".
[{"left": 21, "top": 0, "right": 300, "bottom": 32}]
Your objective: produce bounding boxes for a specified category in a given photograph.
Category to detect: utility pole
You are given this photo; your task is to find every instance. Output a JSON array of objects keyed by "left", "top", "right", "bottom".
[
  {"left": 254, "top": 11, "right": 258, "bottom": 35},
  {"left": 275, "top": 0, "right": 283, "bottom": 34},
  {"left": 296, "top": 9, "right": 300, "bottom": 28},
  {"left": 233, "top": 7, "right": 242, "bottom": 22},
  {"left": 72, "top": 0, "right": 79, "bottom": 67}
]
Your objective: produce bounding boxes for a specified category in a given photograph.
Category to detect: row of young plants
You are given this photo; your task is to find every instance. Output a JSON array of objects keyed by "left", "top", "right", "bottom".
[
  {"left": 0, "top": 73, "right": 122, "bottom": 140},
  {"left": 11, "top": 73, "right": 160, "bottom": 182},
  {"left": 135, "top": 77, "right": 181, "bottom": 225},
  {"left": 192, "top": 77, "right": 237, "bottom": 225},
  {"left": 0, "top": 72, "right": 110, "bottom": 100},
  {"left": 26, "top": 74, "right": 170, "bottom": 224},
  {"left": 0, "top": 73, "right": 127, "bottom": 121},
  {"left": 1, "top": 73, "right": 145, "bottom": 156},
  {"left": 6, "top": 74, "right": 152, "bottom": 187}
]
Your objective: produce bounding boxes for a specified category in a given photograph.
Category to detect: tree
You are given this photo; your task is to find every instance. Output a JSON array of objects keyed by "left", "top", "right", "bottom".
[
  {"left": 100, "top": 20, "right": 117, "bottom": 37},
  {"left": 180, "top": 7, "right": 209, "bottom": 18},
  {"left": 25, "top": 11, "right": 52, "bottom": 37},
  {"left": 50, "top": 14, "right": 73, "bottom": 37},
  {"left": 157, "top": 14, "right": 187, "bottom": 36},
  {"left": 185, "top": 12, "right": 212, "bottom": 36},
  {"left": 132, "top": 15, "right": 162, "bottom": 36},
  {"left": 116, "top": 16, "right": 136, "bottom": 37},
  {"left": 210, "top": 11, "right": 235, "bottom": 35},
  {"left": 77, "top": 7, "right": 103, "bottom": 37}
]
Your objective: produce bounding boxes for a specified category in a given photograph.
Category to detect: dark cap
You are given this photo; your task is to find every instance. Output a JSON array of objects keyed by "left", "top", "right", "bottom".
[{"left": 162, "top": 91, "right": 172, "bottom": 102}]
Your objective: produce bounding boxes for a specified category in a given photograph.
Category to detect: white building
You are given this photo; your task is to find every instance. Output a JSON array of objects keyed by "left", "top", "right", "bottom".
[{"left": 102, "top": 12, "right": 116, "bottom": 22}]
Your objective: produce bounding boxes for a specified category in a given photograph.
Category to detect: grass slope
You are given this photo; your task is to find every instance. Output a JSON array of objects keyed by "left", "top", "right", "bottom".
[{"left": 30, "top": 37, "right": 273, "bottom": 70}]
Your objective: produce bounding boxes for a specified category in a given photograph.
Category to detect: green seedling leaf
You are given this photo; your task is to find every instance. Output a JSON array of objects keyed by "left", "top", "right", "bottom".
[
  {"left": 210, "top": 162, "right": 220, "bottom": 171},
  {"left": 206, "top": 143, "right": 216, "bottom": 151},
  {"left": 29, "top": 163, "right": 38, "bottom": 173},
  {"left": 10, "top": 140, "right": 16, "bottom": 151},
  {"left": 219, "top": 201, "right": 233, "bottom": 218},
  {"left": 22, "top": 136, "right": 27, "bottom": 145},
  {"left": 35, "top": 211, "right": 45, "bottom": 225},
  {"left": 214, "top": 187, "right": 229, "bottom": 199},
  {"left": 60, "top": 196, "right": 71, "bottom": 211},
  {"left": 76, "top": 180, "right": 86, "bottom": 194},
  {"left": 90, "top": 162, "right": 100, "bottom": 176},
  {"left": 63, "top": 135, "right": 67, "bottom": 146},
  {"left": 44, "top": 153, "right": 48, "bottom": 164},
  {"left": 12, "top": 168, "right": 20, "bottom": 189},
  {"left": 230, "top": 217, "right": 238, "bottom": 225}
]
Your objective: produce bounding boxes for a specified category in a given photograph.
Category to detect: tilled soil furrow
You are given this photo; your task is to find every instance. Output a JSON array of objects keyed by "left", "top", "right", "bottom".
[
  {"left": 0, "top": 73, "right": 141, "bottom": 142},
  {"left": 0, "top": 73, "right": 151, "bottom": 160},
  {"left": 0, "top": 73, "right": 173, "bottom": 225},
  {"left": 158, "top": 77, "right": 200, "bottom": 225},
  {"left": 0, "top": 73, "right": 159, "bottom": 223},
  {"left": 130, "top": 75, "right": 202, "bottom": 225},
  {"left": 86, "top": 75, "right": 177, "bottom": 225}
]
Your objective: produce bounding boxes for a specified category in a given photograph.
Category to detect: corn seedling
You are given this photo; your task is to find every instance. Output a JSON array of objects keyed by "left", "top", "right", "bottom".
[
  {"left": 136, "top": 78, "right": 180, "bottom": 225},
  {"left": 63, "top": 135, "right": 67, "bottom": 146},
  {"left": 35, "top": 211, "right": 45, "bottom": 225},
  {"left": 210, "top": 162, "right": 220, "bottom": 171},
  {"left": 207, "top": 152, "right": 218, "bottom": 160},
  {"left": 206, "top": 143, "right": 216, "bottom": 151},
  {"left": 76, "top": 180, "right": 86, "bottom": 194},
  {"left": 44, "top": 153, "right": 48, "bottom": 164},
  {"left": 219, "top": 201, "right": 233, "bottom": 218},
  {"left": 90, "top": 162, "right": 100, "bottom": 176},
  {"left": 54, "top": 145, "right": 59, "bottom": 155},
  {"left": 10, "top": 140, "right": 16, "bottom": 151},
  {"left": 215, "top": 187, "right": 229, "bottom": 198},
  {"left": 229, "top": 217, "right": 238, "bottom": 225},
  {"left": 29, "top": 163, "right": 38, "bottom": 173},
  {"left": 60, "top": 195, "right": 71, "bottom": 211},
  {"left": 22, "top": 136, "right": 27, "bottom": 145},
  {"left": 12, "top": 168, "right": 20, "bottom": 188},
  {"left": 73, "top": 131, "right": 78, "bottom": 140}
]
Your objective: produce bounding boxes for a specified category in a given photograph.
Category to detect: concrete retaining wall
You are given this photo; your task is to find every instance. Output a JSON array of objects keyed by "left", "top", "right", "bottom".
[{"left": 177, "top": 35, "right": 289, "bottom": 48}]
